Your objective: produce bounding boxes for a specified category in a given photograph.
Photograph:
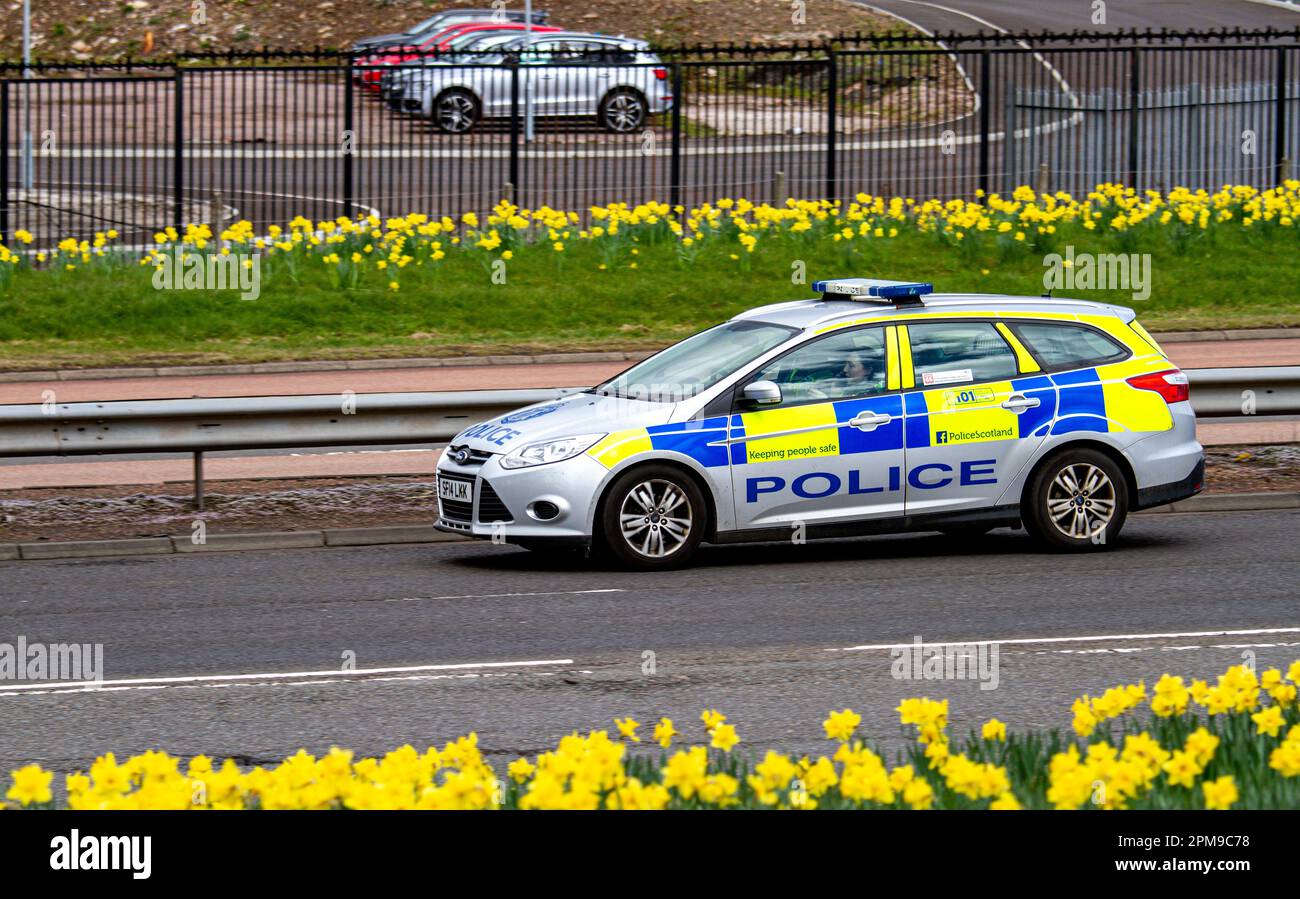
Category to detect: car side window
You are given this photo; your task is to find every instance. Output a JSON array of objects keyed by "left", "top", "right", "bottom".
[
  {"left": 746, "top": 327, "right": 889, "bottom": 407},
  {"left": 908, "top": 321, "right": 1018, "bottom": 385},
  {"left": 520, "top": 42, "right": 559, "bottom": 65},
  {"left": 1010, "top": 322, "right": 1130, "bottom": 370}
]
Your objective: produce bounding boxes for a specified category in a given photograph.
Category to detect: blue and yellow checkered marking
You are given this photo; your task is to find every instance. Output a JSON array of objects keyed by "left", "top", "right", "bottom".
[{"left": 585, "top": 330, "right": 1176, "bottom": 470}]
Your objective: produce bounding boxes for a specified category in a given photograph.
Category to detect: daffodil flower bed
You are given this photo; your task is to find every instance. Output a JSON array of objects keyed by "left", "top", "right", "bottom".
[
  {"left": 5, "top": 659, "right": 1299, "bottom": 810},
  {"left": 1, "top": 182, "right": 1298, "bottom": 368}
]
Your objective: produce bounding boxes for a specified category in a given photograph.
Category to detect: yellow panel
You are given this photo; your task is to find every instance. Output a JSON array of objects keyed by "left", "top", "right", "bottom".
[
  {"left": 896, "top": 324, "right": 915, "bottom": 388},
  {"left": 587, "top": 430, "right": 653, "bottom": 468},
  {"left": 1129, "top": 319, "right": 1166, "bottom": 354},
  {"left": 885, "top": 327, "right": 901, "bottom": 390},
  {"left": 741, "top": 404, "right": 839, "bottom": 464},
  {"left": 1100, "top": 378, "right": 1173, "bottom": 433},
  {"left": 923, "top": 381, "right": 1018, "bottom": 444},
  {"left": 995, "top": 322, "right": 1041, "bottom": 373}
]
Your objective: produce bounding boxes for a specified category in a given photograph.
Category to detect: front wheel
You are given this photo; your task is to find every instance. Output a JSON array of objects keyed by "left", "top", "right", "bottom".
[
  {"left": 1024, "top": 448, "right": 1129, "bottom": 551},
  {"left": 599, "top": 465, "right": 705, "bottom": 570}
]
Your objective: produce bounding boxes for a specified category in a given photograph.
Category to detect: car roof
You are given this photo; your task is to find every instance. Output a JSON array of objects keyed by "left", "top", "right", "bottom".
[
  {"left": 731, "top": 293, "right": 1136, "bottom": 331},
  {"left": 512, "top": 31, "right": 650, "bottom": 47}
]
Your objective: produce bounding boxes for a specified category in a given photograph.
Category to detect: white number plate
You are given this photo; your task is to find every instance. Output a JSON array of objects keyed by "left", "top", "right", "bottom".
[{"left": 438, "top": 477, "right": 472, "bottom": 503}]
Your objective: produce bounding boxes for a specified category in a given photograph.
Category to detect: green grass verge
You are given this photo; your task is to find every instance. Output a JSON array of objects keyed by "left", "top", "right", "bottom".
[{"left": 0, "top": 217, "right": 1296, "bottom": 370}]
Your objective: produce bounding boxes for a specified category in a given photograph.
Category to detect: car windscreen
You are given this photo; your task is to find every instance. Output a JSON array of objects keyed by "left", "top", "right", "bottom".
[{"left": 591, "top": 320, "right": 797, "bottom": 402}]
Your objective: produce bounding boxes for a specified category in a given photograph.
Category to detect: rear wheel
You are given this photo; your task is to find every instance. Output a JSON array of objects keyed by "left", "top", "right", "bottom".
[
  {"left": 432, "top": 88, "right": 480, "bottom": 134},
  {"left": 599, "top": 465, "right": 705, "bottom": 570},
  {"left": 598, "top": 88, "right": 647, "bottom": 133},
  {"left": 1024, "top": 448, "right": 1128, "bottom": 551}
]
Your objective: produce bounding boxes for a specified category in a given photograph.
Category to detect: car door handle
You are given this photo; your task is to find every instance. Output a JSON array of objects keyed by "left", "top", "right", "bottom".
[
  {"left": 1001, "top": 395, "right": 1041, "bottom": 412},
  {"left": 848, "top": 412, "right": 892, "bottom": 431}
]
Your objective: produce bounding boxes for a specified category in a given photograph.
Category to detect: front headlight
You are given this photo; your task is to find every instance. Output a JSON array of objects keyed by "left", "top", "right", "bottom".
[{"left": 499, "top": 433, "right": 605, "bottom": 470}]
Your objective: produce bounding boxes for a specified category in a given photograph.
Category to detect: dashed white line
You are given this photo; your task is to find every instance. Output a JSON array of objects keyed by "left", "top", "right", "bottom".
[
  {"left": 390, "top": 588, "right": 624, "bottom": 602},
  {"left": 0, "top": 657, "right": 575, "bottom": 696},
  {"left": 834, "top": 627, "right": 1300, "bottom": 653}
]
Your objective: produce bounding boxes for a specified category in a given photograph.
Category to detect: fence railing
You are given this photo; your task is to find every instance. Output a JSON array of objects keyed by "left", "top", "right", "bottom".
[{"left": 1, "top": 31, "right": 1299, "bottom": 250}]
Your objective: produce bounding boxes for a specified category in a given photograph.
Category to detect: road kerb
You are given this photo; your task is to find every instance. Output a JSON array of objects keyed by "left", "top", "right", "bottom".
[{"left": 2, "top": 492, "right": 1295, "bottom": 560}]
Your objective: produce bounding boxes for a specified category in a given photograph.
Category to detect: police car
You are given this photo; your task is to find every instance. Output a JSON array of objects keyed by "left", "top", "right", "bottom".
[{"left": 436, "top": 279, "right": 1204, "bottom": 569}]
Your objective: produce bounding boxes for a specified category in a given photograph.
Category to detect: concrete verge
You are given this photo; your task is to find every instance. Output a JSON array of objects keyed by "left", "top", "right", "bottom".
[
  {"left": 1168, "top": 491, "right": 1300, "bottom": 513},
  {"left": 324, "top": 525, "right": 463, "bottom": 546},
  {"left": 172, "top": 531, "right": 325, "bottom": 553},
  {"left": 2, "top": 492, "right": 1295, "bottom": 560},
  {"left": 17, "top": 537, "right": 174, "bottom": 560}
]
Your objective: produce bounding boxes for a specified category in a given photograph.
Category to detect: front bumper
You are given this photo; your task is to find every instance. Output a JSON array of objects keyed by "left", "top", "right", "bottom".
[{"left": 434, "top": 451, "right": 610, "bottom": 543}]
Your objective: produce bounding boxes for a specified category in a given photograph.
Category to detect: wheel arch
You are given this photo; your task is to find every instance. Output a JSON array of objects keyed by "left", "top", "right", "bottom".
[
  {"left": 1018, "top": 438, "right": 1139, "bottom": 511},
  {"left": 591, "top": 455, "right": 720, "bottom": 543}
]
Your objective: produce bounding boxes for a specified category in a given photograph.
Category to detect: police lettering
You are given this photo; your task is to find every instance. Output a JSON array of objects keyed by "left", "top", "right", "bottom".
[
  {"left": 458, "top": 423, "right": 524, "bottom": 446},
  {"left": 746, "top": 459, "right": 997, "bottom": 503}
]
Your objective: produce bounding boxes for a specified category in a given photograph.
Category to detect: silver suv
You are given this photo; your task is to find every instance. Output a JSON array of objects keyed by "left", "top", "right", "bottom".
[{"left": 411, "top": 33, "right": 673, "bottom": 133}]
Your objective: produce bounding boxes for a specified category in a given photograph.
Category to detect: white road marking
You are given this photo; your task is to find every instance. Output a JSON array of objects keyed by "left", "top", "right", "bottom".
[
  {"left": 0, "top": 657, "right": 575, "bottom": 695},
  {"left": 390, "top": 588, "right": 624, "bottom": 602},
  {"left": 834, "top": 627, "right": 1300, "bottom": 653}
]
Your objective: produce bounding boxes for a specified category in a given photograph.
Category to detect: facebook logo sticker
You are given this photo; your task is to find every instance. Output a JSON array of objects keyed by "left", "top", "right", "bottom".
[{"left": 936, "top": 431, "right": 949, "bottom": 444}]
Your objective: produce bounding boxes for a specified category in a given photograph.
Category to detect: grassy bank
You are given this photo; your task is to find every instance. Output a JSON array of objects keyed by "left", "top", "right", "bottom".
[{"left": 1, "top": 184, "right": 1298, "bottom": 370}]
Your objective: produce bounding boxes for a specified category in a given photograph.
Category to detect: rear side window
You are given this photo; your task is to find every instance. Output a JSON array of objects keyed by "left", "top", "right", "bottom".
[
  {"left": 1011, "top": 322, "right": 1129, "bottom": 370},
  {"left": 908, "top": 322, "right": 1018, "bottom": 385}
]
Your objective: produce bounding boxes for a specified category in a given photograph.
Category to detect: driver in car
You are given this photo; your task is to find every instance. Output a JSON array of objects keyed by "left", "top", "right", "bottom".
[{"left": 812, "top": 351, "right": 885, "bottom": 398}]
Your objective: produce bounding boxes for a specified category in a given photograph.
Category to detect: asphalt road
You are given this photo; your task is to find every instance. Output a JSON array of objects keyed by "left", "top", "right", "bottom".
[{"left": 0, "top": 509, "right": 1296, "bottom": 773}]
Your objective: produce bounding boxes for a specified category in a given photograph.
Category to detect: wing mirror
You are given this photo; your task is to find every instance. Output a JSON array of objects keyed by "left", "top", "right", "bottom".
[{"left": 742, "top": 380, "right": 782, "bottom": 406}]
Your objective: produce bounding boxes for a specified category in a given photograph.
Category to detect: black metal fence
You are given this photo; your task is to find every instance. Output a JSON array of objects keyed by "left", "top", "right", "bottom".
[{"left": 1, "top": 29, "right": 1298, "bottom": 250}]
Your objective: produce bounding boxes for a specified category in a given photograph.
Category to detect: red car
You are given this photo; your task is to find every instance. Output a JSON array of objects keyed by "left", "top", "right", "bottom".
[{"left": 357, "top": 22, "right": 563, "bottom": 89}]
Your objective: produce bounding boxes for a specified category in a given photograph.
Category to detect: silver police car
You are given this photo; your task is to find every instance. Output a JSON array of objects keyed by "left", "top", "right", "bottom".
[{"left": 436, "top": 279, "right": 1204, "bottom": 569}]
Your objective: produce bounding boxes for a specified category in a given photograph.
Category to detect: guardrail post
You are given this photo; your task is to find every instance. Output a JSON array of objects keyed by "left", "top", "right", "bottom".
[
  {"left": 174, "top": 68, "right": 184, "bottom": 233},
  {"left": 1276, "top": 47, "right": 1288, "bottom": 186},
  {"left": 670, "top": 62, "right": 682, "bottom": 213},
  {"left": 343, "top": 57, "right": 354, "bottom": 218},
  {"left": 1127, "top": 47, "right": 1140, "bottom": 188},
  {"left": 193, "top": 451, "right": 205, "bottom": 512},
  {"left": 978, "top": 50, "right": 991, "bottom": 196},
  {"left": 1, "top": 80, "right": 8, "bottom": 244},
  {"left": 826, "top": 48, "right": 837, "bottom": 201}
]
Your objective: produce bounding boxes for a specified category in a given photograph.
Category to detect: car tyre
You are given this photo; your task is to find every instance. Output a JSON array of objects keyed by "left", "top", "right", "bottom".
[
  {"left": 1024, "top": 448, "right": 1129, "bottom": 551},
  {"left": 598, "top": 88, "right": 647, "bottom": 133},
  {"left": 599, "top": 465, "right": 705, "bottom": 570},
  {"left": 432, "top": 88, "right": 481, "bottom": 134}
]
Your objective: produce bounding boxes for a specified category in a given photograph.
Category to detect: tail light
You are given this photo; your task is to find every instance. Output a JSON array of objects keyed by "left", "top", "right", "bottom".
[
  {"left": 1126, "top": 369, "right": 1190, "bottom": 404},
  {"left": 653, "top": 67, "right": 668, "bottom": 81}
]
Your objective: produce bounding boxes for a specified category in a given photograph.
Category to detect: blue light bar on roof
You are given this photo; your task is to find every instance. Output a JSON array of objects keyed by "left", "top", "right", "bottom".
[{"left": 812, "top": 278, "right": 933, "bottom": 302}]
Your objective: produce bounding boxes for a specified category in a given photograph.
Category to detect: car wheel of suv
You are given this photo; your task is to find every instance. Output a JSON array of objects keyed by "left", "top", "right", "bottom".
[
  {"left": 599, "top": 465, "right": 705, "bottom": 570},
  {"left": 598, "top": 88, "right": 647, "bottom": 133},
  {"left": 1024, "top": 448, "right": 1129, "bottom": 551},
  {"left": 433, "top": 89, "right": 480, "bottom": 134}
]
